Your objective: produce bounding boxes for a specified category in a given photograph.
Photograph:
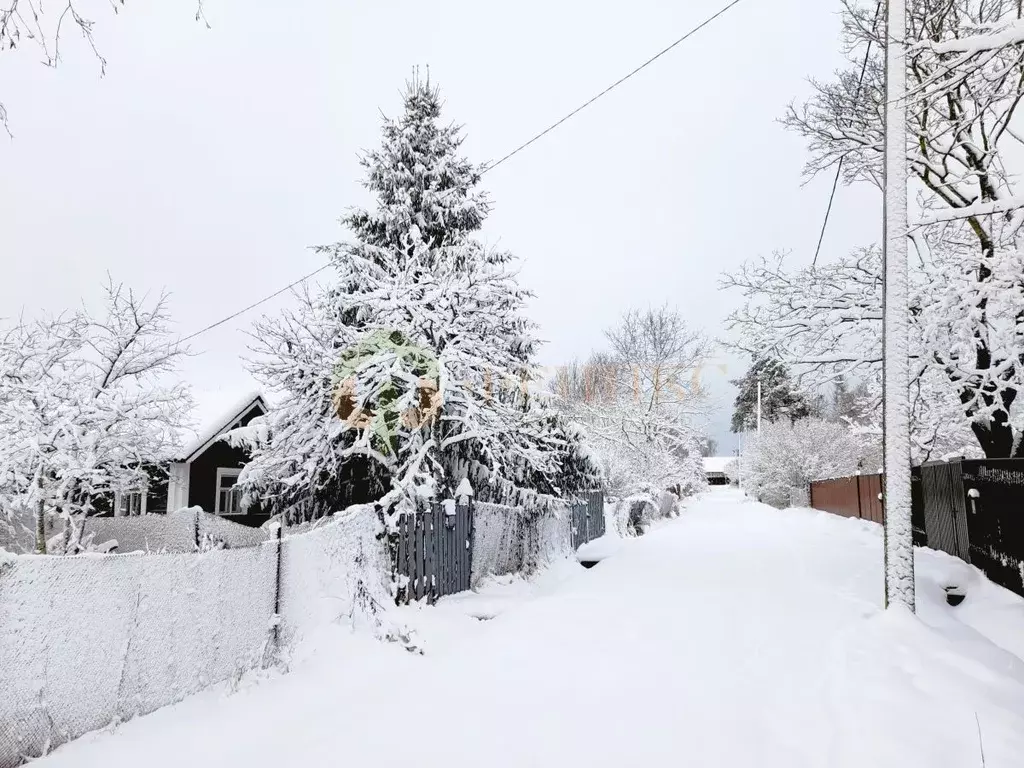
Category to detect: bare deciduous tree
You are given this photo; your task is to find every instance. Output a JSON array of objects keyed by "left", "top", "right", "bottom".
[{"left": 553, "top": 306, "right": 712, "bottom": 498}]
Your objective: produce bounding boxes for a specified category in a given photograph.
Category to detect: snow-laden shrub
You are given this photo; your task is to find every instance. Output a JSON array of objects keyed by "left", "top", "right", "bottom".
[{"left": 739, "top": 417, "right": 881, "bottom": 508}]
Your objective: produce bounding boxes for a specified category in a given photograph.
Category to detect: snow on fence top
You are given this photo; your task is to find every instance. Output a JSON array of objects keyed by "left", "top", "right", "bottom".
[{"left": 81, "top": 508, "right": 273, "bottom": 553}]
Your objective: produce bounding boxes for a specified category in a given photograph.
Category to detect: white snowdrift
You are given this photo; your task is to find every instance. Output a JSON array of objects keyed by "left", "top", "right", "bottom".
[{"left": 575, "top": 533, "right": 623, "bottom": 563}]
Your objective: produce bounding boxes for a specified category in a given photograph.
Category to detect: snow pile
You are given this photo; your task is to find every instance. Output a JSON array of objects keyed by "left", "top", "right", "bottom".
[
  {"left": 0, "top": 505, "right": 386, "bottom": 767},
  {"left": 574, "top": 533, "right": 623, "bottom": 563},
  {"left": 79, "top": 509, "right": 273, "bottom": 554}
]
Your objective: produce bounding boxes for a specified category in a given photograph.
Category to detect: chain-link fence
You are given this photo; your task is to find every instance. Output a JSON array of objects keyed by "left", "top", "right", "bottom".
[
  {"left": 471, "top": 492, "right": 604, "bottom": 587},
  {"left": 0, "top": 506, "right": 387, "bottom": 767},
  {"left": 1, "top": 491, "right": 607, "bottom": 764}
]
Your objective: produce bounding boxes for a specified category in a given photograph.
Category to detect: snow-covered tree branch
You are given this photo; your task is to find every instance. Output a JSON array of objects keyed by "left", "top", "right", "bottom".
[
  {"left": 551, "top": 306, "right": 710, "bottom": 499},
  {"left": 0, "top": 0, "right": 208, "bottom": 133},
  {"left": 722, "top": 246, "right": 1003, "bottom": 459},
  {"left": 727, "top": 0, "right": 1024, "bottom": 460},
  {"left": 0, "top": 280, "right": 191, "bottom": 553}
]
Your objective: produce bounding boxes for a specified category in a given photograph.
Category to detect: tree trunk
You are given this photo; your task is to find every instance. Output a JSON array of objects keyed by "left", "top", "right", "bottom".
[
  {"left": 971, "top": 418, "right": 1023, "bottom": 458},
  {"left": 35, "top": 477, "right": 46, "bottom": 555}
]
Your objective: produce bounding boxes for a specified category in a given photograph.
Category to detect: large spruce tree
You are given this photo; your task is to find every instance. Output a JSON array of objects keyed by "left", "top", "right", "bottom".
[{"left": 243, "top": 75, "right": 598, "bottom": 520}]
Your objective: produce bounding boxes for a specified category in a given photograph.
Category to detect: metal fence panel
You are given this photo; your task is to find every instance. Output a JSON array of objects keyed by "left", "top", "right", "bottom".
[
  {"left": 808, "top": 476, "right": 862, "bottom": 518},
  {"left": 961, "top": 460, "right": 1024, "bottom": 597},
  {"left": 920, "top": 461, "right": 970, "bottom": 562},
  {"left": 395, "top": 502, "right": 473, "bottom": 603}
]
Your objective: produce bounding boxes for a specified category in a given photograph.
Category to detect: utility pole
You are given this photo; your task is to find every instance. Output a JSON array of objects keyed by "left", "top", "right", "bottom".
[
  {"left": 737, "top": 432, "right": 743, "bottom": 493},
  {"left": 882, "top": 0, "right": 915, "bottom": 611},
  {"left": 757, "top": 380, "right": 762, "bottom": 436}
]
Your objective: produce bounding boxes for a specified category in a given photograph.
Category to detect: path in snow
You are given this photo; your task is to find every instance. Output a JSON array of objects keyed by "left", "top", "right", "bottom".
[{"left": 37, "top": 489, "right": 1024, "bottom": 767}]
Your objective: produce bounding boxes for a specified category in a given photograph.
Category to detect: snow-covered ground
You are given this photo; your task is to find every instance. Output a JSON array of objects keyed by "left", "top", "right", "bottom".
[{"left": 34, "top": 488, "right": 1024, "bottom": 767}]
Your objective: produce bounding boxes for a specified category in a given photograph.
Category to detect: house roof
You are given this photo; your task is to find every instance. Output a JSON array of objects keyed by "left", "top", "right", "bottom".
[
  {"left": 703, "top": 456, "right": 736, "bottom": 475},
  {"left": 177, "top": 391, "right": 269, "bottom": 463}
]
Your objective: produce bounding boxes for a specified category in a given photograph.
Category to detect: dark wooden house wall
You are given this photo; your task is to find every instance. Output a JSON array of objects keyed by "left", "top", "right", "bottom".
[{"left": 187, "top": 404, "right": 268, "bottom": 528}]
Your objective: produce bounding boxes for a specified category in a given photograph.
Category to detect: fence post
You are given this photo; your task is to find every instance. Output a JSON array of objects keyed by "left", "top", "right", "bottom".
[
  {"left": 855, "top": 474, "right": 863, "bottom": 519},
  {"left": 466, "top": 497, "right": 474, "bottom": 590},
  {"left": 272, "top": 523, "right": 283, "bottom": 650}
]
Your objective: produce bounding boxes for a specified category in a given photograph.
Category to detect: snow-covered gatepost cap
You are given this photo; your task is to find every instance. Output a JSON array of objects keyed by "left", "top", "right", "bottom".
[{"left": 455, "top": 478, "right": 474, "bottom": 505}]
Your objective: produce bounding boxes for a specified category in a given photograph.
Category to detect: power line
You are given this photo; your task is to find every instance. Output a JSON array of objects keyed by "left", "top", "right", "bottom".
[
  {"left": 181, "top": 0, "right": 748, "bottom": 343},
  {"left": 812, "top": 0, "right": 883, "bottom": 268},
  {"left": 483, "top": 0, "right": 748, "bottom": 173},
  {"left": 177, "top": 264, "right": 330, "bottom": 344}
]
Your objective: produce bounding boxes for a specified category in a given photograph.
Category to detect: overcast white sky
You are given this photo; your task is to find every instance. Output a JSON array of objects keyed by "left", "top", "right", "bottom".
[{"left": 1, "top": 0, "right": 879, "bottom": 453}]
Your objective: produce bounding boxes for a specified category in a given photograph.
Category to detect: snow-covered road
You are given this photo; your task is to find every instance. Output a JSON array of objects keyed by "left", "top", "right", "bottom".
[{"left": 37, "top": 489, "right": 1024, "bottom": 767}]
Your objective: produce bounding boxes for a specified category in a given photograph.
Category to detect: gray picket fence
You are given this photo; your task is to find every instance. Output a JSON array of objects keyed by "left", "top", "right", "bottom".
[
  {"left": 570, "top": 490, "right": 606, "bottom": 549},
  {"left": 395, "top": 502, "right": 473, "bottom": 603}
]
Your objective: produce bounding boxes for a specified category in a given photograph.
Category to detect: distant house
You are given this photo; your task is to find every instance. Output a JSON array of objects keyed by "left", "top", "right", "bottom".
[
  {"left": 108, "top": 392, "right": 271, "bottom": 528},
  {"left": 703, "top": 456, "right": 735, "bottom": 486}
]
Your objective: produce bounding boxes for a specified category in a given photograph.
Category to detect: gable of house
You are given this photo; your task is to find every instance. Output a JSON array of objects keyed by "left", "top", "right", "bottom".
[
  {"left": 164, "top": 393, "right": 270, "bottom": 527},
  {"left": 185, "top": 402, "right": 268, "bottom": 527}
]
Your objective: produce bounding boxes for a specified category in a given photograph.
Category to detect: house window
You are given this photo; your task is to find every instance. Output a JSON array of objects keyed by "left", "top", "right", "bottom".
[
  {"left": 215, "top": 468, "right": 245, "bottom": 515},
  {"left": 115, "top": 490, "right": 147, "bottom": 517}
]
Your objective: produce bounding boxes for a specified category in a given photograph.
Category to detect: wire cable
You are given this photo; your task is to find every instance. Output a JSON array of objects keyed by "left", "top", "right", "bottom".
[
  {"left": 483, "top": 0, "right": 748, "bottom": 173},
  {"left": 812, "top": 0, "right": 883, "bottom": 268},
  {"left": 177, "top": 264, "right": 330, "bottom": 344}
]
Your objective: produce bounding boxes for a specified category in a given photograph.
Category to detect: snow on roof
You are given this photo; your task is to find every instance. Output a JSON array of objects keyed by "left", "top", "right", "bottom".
[
  {"left": 177, "top": 389, "right": 268, "bottom": 462},
  {"left": 702, "top": 456, "right": 735, "bottom": 475}
]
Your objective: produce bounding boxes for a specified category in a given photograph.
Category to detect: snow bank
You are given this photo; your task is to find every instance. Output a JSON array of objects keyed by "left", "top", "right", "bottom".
[
  {"left": 25, "top": 490, "right": 1024, "bottom": 768},
  {"left": 0, "top": 505, "right": 386, "bottom": 767},
  {"left": 575, "top": 533, "right": 623, "bottom": 563}
]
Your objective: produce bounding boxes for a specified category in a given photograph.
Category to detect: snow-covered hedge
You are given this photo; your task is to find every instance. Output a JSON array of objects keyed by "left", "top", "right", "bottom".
[
  {"left": 607, "top": 490, "right": 680, "bottom": 537},
  {"left": 0, "top": 507, "right": 386, "bottom": 767}
]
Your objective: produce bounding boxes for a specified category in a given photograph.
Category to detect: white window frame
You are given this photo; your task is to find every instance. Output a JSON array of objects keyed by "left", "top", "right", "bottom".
[
  {"left": 114, "top": 489, "right": 147, "bottom": 517},
  {"left": 214, "top": 468, "right": 246, "bottom": 516}
]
